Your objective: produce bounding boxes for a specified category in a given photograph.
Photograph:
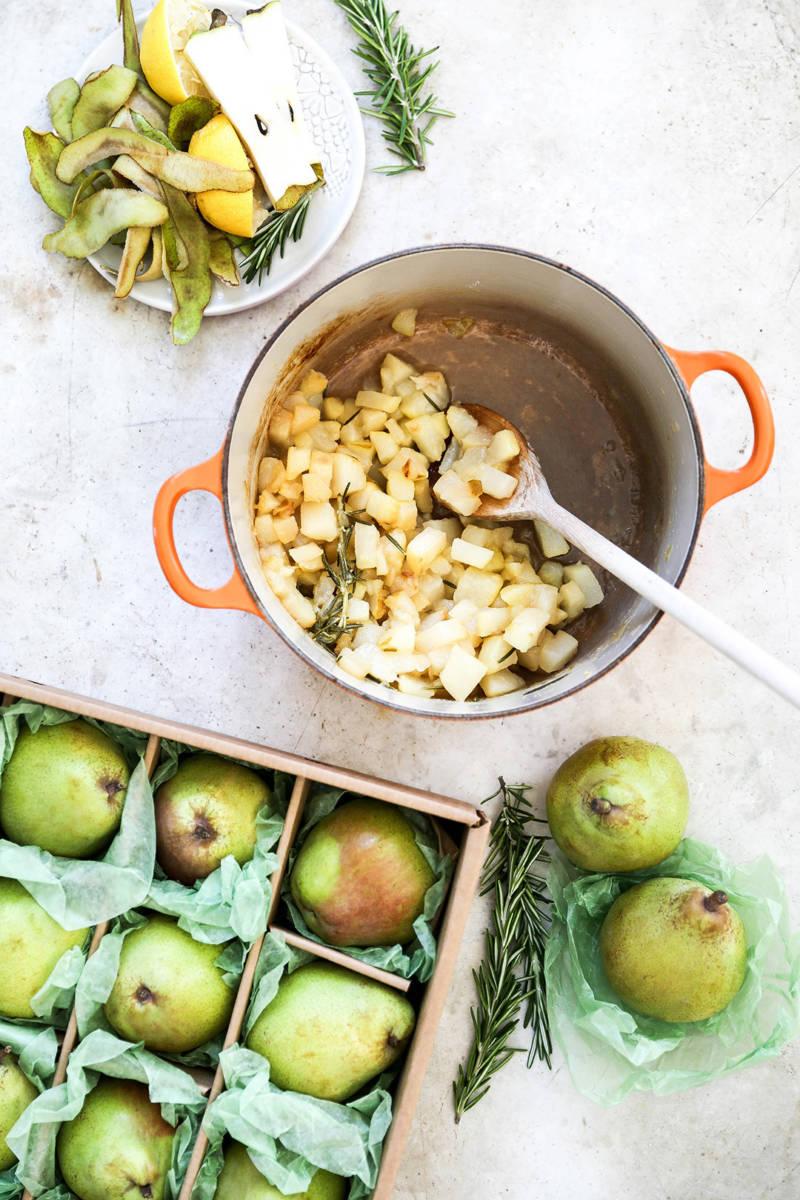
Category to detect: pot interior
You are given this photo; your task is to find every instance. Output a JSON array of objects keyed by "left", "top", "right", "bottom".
[{"left": 226, "top": 248, "right": 702, "bottom": 716}]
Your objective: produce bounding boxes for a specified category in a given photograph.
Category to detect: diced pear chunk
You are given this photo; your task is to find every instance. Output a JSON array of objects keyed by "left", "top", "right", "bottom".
[
  {"left": 505, "top": 608, "right": 549, "bottom": 652},
  {"left": 354, "top": 521, "right": 380, "bottom": 569},
  {"left": 281, "top": 587, "right": 316, "bottom": 629},
  {"left": 301, "top": 473, "right": 332, "bottom": 503},
  {"left": 370, "top": 431, "right": 399, "bottom": 465},
  {"left": 539, "top": 630, "right": 579, "bottom": 672},
  {"left": 406, "top": 527, "right": 448, "bottom": 573},
  {"left": 285, "top": 445, "right": 311, "bottom": 480},
  {"left": 477, "top": 464, "right": 517, "bottom": 499},
  {"left": 559, "top": 580, "right": 586, "bottom": 620},
  {"left": 433, "top": 470, "right": 481, "bottom": 517},
  {"left": 481, "top": 668, "right": 525, "bottom": 697},
  {"left": 476, "top": 607, "right": 512, "bottom": 637},
  {"left": 356, "top": 390, "right": 401, "bottom": 414},
  {"left": 451, "top": 537, "right": 494, "bottom": 568},
  {"left": 564, "top": 562, "right": 604, "bottom": 607},
  {"left": 538, "top": 560, "right": 564, "bottom": 587},
  {"left": 454, "top": 568, "right": 504, "bottom": 608},
  {"left": 386, "top": 473, "right": 415, "bottom": 501},
  {"left": 366, "top": 491, "right": 400, "bottom": 528},
  {"left": 446, "top": 406, "right": 478, "bottom": 441},
  {"left": 398, "top": 674, "right": 435, "bottom": 698},
  {"left": 392, "top": 308, "right": 417, "bottom": 337},
  {"left": 300, "top": 501, "right": 338, "bottom": 542},
  {"left": 534, "top": 518, "right": 569, "bottom": 558},
  {"left": 272, "top": 515, "right": 299, "bottom": 544},
  {"left": 322, "top": 397, "right": 345, "bottom": 421},
  {"left": 347, "top": 598, "right": 370, "bottom": 624},
  {"left": 440, "top": 644, "right": 486, "bottom": 702},
  {"left": 300, "top": 369, "right": 328, "bottom": 398},
  {"left": 331, "top": 452, "right": 366, "bottom": 496},
  {"left": 339, "top": 647, "right": 372, "bottom": 679},
  {"left": 411, "top": 372, "right": 450, "bottom": 411},
  {"left": 268, "top": 408, "right": 292, "bottom": 449},
  {"left": 478, "top": 635, "right": 517, "bottom": 675},
  {"left": 291, "top": 404, "right": 321, "bottom": 435},
  {"left": 289, "top": 542, "right": 323, "bottom": 570},
  {"left": 486, "top": 429, "right": 520, "bottom": 464},
  {"left": 416, "top": 619, "right": 468, "bottom": 652},
  {"left": 406, "top": 413, "right": 448, "bottom": 461},
  {"left": 258, "top": 457, "right": 285, "bottom": 491},
  {"left": 380, "top": 353, "right": 416, "bottom": 394}
]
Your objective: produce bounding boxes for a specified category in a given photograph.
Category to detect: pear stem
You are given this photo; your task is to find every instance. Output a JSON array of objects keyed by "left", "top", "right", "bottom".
[{"left": 704, "top": 889, "right": 728, "bottom": 912}]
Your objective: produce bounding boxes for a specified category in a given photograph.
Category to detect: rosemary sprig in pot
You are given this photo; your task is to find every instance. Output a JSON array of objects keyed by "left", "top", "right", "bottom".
[
  {"left": 453, "top": 780, "right": 552, "bottom": 1121},
  {"left": 334, "top": 0, "right": 453, "bottom": 173},
  {"left": 310, "top": 488, "right": 362, "bottom": 647}
]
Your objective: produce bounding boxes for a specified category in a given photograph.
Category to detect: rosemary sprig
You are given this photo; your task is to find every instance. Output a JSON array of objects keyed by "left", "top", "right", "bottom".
[
  {"left": 333, "top": 0, "right": 453, "bottom": 174},
  {"left": 453, "top": 780, "right": 552, "bottom": 1121},
  {"left": 310, "top": 489, "right": 361, "bottom": 647},
  {"left": 240, "top": 190, "right": 316, "bottom": 285}
]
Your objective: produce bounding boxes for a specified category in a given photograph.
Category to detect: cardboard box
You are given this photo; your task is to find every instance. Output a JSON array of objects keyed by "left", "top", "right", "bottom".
[{"left": 0, "top": 673, "right": 490, "bottom": 1199}]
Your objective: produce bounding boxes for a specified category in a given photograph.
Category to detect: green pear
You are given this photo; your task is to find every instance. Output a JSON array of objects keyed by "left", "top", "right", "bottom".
[
  {"left": 215, "top": 1141, "right": 346, "bottom": 1200},
  {"left": 57, "top": 1078, "right": 174, "bottom": 1200},
  {"left": 246, "top": 962, "right": 415, "bottom": 1101},
  {"left": 104, "top": 915, "right": 235, "bottom": 1054},
  {"left": 0, "top": 721, "right": 129, "bottom": 858},
  {"left": 600, "top": 876, "right": 747, "bottom": 1022},
  {"left": 0, "top": 879, "right": 88, "bottom": 1019},
  {"left": 155, "top": 754, "right": 271, "bottom": 885},
  {"left": 289, "top": 799, "right": 435, "bottom": 948},
  {"left": 547, "top": 737, "right": 689, "bottom": 872},
  {"left": 0, "top": 1048, "right": 37, "bottom": 1171}
]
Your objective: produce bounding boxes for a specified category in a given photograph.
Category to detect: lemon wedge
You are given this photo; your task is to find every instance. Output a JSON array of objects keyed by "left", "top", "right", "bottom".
[
  {"left": 140, "top": 0, "right": 212, "bottom": 106},
  {"left": 189, "top": 114, "right": 255, "bottom": 237}
]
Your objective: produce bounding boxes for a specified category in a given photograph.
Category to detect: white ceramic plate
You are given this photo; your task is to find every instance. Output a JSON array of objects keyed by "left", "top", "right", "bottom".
[{"left": 79, "top": 3, "right": 365, "bottom": 315}]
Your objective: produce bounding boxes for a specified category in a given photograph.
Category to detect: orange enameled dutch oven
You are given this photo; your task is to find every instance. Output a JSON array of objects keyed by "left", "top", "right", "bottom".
[{"left": 153, "top": 247, "right": 774, "bottom": 717}]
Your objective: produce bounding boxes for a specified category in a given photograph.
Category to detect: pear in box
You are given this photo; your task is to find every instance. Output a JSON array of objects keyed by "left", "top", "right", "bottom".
[
  {"left": 600, "top": 876, "right": 747, "bottom": 1022},
  {"left": 546, "top": 736, "right": 689, "bottom": 872},
  {"left": 155, "top": 753, "right": 271, "bottom": 885},
  {"left": 104, "top": 915, "right": 235, "bottom": 1054},
  {"left": 215, "top": 1141, "right": 346, "bottom": 1200},
  {"left": 246, "top": 961, "right": 415, "bottom": 1101},
  {"left": 0, "top": 1048, "right": 37, "bottom": 1171},
  {"left": 57, "top": 1079, "right": 174, "bottom": 1200},
  {"left": 289, "top": 798, "right": 435, "bottom": 947},
  {"left": 0, "top": 720, "right": 129, "bottom": 858},
  {"left": 0, "top": 879, "right": 89, "bottom": 1019}
]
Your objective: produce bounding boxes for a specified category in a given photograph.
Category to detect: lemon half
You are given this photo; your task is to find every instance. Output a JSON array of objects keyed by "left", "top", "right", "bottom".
[
  {"left": 140, "top": 0, "right": 211, "bottom": 106},
  {"left": 189, "top": 114, "right": 256, "bottom": 237}
]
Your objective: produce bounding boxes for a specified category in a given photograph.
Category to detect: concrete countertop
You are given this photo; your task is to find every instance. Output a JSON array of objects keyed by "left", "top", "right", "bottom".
[{"left": 3, "top": 0, "right": 799, "bottom": 1195}]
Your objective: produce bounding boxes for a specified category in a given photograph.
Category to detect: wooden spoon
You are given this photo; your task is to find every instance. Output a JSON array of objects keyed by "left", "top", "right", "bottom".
[{"left": 458, "top": 404, "right": 800, "bottom": 708}]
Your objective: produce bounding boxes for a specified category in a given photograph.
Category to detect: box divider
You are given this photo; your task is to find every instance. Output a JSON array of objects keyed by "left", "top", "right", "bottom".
[
  {"left": 0, "top": 676, "right": 481, "bottom": 826},
  {"left": 271, "top": 926, "right": 413, "bottom": 994},
  {"left": 371, "top": 814, "right": 491, "bottom": 1200},
  {"left": 176, "top": 772, "right": 311, "bottom": 1197}
]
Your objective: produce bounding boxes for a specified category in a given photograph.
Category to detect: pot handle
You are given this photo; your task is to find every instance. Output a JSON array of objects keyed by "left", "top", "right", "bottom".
[
  {"left": 152, "top": 446, "right": 260, "bottom": 615},
  {"left": 665, "top": 346, "right": 774, "bottom": 513}
]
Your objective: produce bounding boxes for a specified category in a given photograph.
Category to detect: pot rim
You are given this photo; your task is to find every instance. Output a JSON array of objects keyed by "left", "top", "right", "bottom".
[{"left": 222, "top": 243, "right": 705, "bottom": 719}]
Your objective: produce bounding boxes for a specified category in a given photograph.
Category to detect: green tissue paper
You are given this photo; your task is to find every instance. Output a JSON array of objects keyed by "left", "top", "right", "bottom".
[{"left": 545, "top": 837, "right": 800, "bottom": 1104}]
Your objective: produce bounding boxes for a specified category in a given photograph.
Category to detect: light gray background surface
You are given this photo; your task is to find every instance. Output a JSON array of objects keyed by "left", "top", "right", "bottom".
[{"left": 3, "top": 0, "right": 799, "bottom": 1195}]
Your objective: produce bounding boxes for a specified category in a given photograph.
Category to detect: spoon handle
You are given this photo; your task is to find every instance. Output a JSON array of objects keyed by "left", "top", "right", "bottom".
[{"left": 541, "top": 499, "right": 800, "bottom": 709}]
